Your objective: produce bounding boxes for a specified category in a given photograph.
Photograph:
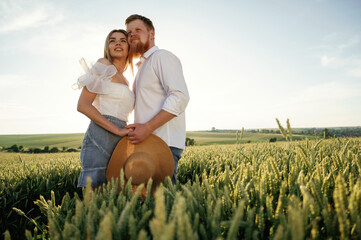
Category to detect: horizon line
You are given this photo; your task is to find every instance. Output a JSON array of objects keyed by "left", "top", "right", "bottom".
[{"left": 1, "top": 125, "right": 360, "bottom": 136}]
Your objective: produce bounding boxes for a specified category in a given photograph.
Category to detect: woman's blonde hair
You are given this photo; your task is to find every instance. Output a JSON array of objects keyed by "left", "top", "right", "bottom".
[{"left": 104, "top": 29, "right": 132, "bottom": 72}]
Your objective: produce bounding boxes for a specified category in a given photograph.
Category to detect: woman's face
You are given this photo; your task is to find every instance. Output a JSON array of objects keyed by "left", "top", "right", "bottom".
[{"left": 108, "top": 32, "right": 128, "bottom": 59}]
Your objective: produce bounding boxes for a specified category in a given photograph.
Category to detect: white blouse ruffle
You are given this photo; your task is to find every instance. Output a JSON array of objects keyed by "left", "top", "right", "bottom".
[
  {"left": 74, "top": 58, "right": 135, "bottom": 122},
  {"left": 74, "top": 58, "right": 118, "bottom": 94}
]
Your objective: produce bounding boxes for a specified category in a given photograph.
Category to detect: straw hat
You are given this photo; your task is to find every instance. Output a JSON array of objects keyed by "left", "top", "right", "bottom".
[{"left": 106, "top": 134, "right": 174, "bottom": 195}]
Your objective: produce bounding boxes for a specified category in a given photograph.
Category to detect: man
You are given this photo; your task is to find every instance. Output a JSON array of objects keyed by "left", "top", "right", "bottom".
[{"left": 125, "top": 14, "right": 190, "bottom": 185}]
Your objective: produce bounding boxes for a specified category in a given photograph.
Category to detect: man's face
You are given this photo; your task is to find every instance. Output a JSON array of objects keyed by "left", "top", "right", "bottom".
[{"left": 126, "top": 19, "right": 154, "bottom": 57}]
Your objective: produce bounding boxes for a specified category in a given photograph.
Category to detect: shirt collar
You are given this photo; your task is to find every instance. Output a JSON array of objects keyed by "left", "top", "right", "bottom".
[{"left": 143, "top": 46, "right": 159, "bottom": 59}]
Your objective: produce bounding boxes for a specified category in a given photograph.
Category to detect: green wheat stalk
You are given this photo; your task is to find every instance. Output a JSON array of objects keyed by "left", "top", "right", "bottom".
[
  {"left": 287, "top": 118, "right": 293, "bottom": 141},
  {"left": 276, "top": 118, "right": 288, "bottom": 141}
]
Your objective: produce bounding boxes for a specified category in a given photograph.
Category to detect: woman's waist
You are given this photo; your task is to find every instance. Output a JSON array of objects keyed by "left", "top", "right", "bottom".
[
  {"left": 95, "top": 108, "right": 131, "bottom": 122},
  {"left": 89, "top": 114, "right": 127, "bottom": 130},
  {"left": 87, "top": 114, "right": 126, "bottom": 139},
  {"left": 95, "top": 106, "right": 133, "bottom": 122},
  {"left": 101, "top": 114, "right": 127, "bottom": 125},
  {"left": 94, "top": 97, "right": 133, "bottom": 111}
]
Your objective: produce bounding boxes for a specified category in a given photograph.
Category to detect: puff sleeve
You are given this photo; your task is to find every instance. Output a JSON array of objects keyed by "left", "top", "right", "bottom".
[{"left": 73, "top": 58, "right": 117, "bottom": 94}]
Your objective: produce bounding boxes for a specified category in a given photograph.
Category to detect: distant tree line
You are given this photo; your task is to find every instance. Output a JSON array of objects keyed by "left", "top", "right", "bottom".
[
  {"left": 296, "top": 127, "right": 361, "bottom": 138},
  {"left": 269, "top": 137, "right": 277, "bottom": 142},
  {"left": 185, "top": 137, "right": 196, "bottom": 146},
  {"left": 2, "top": 138, "right": 198, "bottom": 153},
  {"left": 1, "top": 144, "right": 80, "bottom": 153},
  {"left": 209, "top": 127, "right": 361, "bottom": 138}
]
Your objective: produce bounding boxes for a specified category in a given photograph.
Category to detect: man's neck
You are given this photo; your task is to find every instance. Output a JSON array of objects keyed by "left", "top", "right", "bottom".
[{"left": 143, "top": 43, "right": 155, "bottom": 55}]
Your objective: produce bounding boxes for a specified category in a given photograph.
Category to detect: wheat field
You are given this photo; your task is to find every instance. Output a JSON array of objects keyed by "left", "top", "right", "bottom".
[{"left": 1, "top": 137, "right": 361, "bottom": 239}]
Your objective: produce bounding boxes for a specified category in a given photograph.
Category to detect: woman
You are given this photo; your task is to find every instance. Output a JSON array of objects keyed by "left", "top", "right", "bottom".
[{"left": 75, "top": 29, "right": 134, "bottom": 188}]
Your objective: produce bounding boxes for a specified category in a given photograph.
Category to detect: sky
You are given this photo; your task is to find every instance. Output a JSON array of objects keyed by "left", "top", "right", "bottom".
[{"left": 0, "top": 0, "right": 360, "bottom": 134}]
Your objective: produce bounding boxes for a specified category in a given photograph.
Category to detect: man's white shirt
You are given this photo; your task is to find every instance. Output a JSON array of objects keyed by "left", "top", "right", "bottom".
[{"left": 133, "top": 46, "right": 190, "bottom": 149}]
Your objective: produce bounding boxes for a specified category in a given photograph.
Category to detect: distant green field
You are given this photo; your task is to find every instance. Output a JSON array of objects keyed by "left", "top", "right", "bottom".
[
  {"left": 0, "top": 133, "right": 85, "bottom": 149},
  {"left": 187, "top": 131, "right": 309, "bottom": 145},
  {"left": 0, "top": 131, "right": 311, "bottom": 149}
]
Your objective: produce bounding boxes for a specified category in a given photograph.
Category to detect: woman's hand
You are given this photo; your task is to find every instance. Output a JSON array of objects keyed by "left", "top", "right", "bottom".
[{"left": 116, "top": 128, "right": 130, "bottom": 137}]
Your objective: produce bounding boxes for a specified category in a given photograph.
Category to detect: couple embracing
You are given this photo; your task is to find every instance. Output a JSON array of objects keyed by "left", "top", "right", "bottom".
[{"left": 75, "top": 14, "right": 190, "bottom": 190}]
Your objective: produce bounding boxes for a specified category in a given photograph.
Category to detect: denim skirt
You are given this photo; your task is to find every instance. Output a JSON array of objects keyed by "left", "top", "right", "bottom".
[{"left": 77, "top": 115, "right": 126, "bottom": 187}]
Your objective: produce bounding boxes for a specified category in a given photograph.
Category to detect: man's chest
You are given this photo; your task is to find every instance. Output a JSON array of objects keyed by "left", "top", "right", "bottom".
[{"left": 136, "top": 63, "right": 163, "bottom": 91}]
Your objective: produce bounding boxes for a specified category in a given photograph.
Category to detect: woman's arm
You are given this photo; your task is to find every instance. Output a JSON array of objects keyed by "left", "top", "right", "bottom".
[{"left": 77, "top": 86, "right": 129, "bottom": 137}]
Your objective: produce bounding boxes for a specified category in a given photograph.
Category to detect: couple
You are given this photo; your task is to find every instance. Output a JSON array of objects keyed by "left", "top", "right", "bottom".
[{"left": 75, "top": 14, "right": 190, "bottom": 189}]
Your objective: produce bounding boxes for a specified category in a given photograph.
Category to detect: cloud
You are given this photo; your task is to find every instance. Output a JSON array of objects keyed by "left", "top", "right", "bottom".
[
  {"left": 348, "top": 68, "right": 361, "bottom": 78},
  {"left": 293, "top": 81, "right": 361, "bottom": 104},
  {"left": 320, "top": 55, "right": 361, "bottom": 78},
  {"left": 0, "top": 0, "right": 64, "bottom": 33},
  {"left": 19, "top": 22, "right": 108, "bottom": 60},
  {"left": 319, "top": 34, "right": 361, "bottom": 78},
  {"left": 0, "top": 14, "right": 109, "bottom": 62},
  {"left": 0, "top": 0, "right": 114, "bottom": 61},
  {"left": 321, "top": 55, "right": 336, "bottom": 67},
  {"left": 339, "top": 36, "right": 360, "bottom": 52}
]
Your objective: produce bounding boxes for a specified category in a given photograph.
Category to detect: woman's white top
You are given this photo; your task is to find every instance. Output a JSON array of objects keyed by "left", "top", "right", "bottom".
[{"left": 74, "top": 58, "right": 134, "bottom": 122}]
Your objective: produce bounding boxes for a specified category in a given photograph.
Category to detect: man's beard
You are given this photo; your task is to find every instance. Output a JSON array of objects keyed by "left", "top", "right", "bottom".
[{"left": 129, "top": 38, "right": 150, "bottom": 59}]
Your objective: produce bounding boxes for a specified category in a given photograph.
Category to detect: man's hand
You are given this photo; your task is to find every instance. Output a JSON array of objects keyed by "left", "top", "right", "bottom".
[
  {"left": 126, "top": 123, "right": 153, "bottom": 144},
  {"left": 126, "top": 110, "right": 175, "bottom": 144}
]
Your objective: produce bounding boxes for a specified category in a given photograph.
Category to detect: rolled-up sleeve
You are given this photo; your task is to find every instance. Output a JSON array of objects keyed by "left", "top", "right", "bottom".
[{"left": 155, "top": 51, "right": 190, "bottom": 116}]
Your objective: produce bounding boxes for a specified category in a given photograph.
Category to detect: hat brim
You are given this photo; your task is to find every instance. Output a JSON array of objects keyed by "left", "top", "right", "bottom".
[{"left": 106, "top": 134, "right": 174, "bottom": 187}]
